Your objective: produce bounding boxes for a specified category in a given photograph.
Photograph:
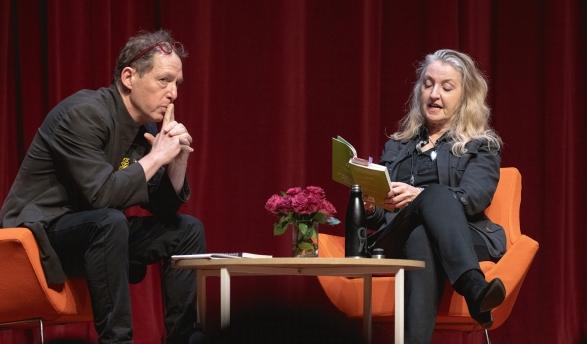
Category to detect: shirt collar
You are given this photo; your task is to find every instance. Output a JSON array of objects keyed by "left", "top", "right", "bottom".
[
  {"left": 418, "top": 126, "right": 450, "bottom": 144},
  {"left": 109, "top": 84, "right": 142, "bottom": 128}
]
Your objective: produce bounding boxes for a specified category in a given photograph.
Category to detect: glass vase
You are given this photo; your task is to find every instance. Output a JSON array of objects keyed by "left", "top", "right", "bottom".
[{"left": 291, "top": 220, "right": 319, "bottom": 257}]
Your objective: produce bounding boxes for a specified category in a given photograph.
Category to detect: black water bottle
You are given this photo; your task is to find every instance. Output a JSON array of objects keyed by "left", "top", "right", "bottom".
[{"left": 345, "top": 184, "right": 367, "bottom": 257}]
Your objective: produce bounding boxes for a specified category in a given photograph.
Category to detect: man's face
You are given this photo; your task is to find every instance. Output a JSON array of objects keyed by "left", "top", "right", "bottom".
[{"left": 128, "top": 52, "right": 183, "bottom": 124}]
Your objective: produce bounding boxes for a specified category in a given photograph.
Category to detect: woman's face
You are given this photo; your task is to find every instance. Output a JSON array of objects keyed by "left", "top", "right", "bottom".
[{"left": 420, "top": 60, "right": 463, "bottom": 130}]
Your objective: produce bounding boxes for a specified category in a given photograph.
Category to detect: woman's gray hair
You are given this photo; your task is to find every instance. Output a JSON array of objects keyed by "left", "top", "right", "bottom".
[{"left": 392, "top": 49, "right": 502, "bottom": 155}]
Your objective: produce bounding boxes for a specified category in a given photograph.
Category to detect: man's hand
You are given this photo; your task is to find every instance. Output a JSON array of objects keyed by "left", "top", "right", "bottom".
[
  {"left": 143, "top": 104, "right": 193, "bottom": 162},
  {"left": 140, "top": 104, "right": 194, "bottom": 193},
  {"left": 383, "top": 182, "right": 423, "bottom": 211},
  {"left": 161, "top": 104, "right": 193, "bottom": 193},
  {"left": 160, "top": 103, "right": 194, "bottom": 156}
]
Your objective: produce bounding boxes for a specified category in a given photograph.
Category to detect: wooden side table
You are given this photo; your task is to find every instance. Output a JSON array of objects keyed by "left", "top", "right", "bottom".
[{"left": 173, "top": 257, "right": 424, "bottom": 344}]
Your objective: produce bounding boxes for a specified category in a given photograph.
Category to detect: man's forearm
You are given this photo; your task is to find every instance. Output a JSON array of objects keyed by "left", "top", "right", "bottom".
[
  {"left": 167, "top": 158, "right": 188, "bottom": 194},
  {"left": 138, "top": 152, "right": 165, "bottom": 182}
]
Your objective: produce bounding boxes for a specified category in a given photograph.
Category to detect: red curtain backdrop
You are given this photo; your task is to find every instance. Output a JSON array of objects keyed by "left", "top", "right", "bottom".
[{"left": 1, "top": 0, "right": 585, "bottom": 343}]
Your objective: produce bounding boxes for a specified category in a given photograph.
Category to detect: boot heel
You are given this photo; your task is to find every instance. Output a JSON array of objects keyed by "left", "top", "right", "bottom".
[{"left": 475, "top": 311, "right": 494, "bottom": 329}]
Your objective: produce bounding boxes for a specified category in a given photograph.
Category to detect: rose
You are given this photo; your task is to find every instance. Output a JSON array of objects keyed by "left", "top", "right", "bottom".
[
  {"left": 286, "top": 187, "right": 303, "bottom": 196},
  {"left": 305, "top": 186, "right": 326, "bottom": 199},
  {"left": 291, "top": 190, "right": 322, "bottom": 214},
  {"left": 265, "top": 194, "right": 292, "bottom": 215},
  {"left": 319, "top": 199, "right": 336, "bottom": 216},
  {"left": 265, "top": 186, "right": 340, "bottom": 236}
]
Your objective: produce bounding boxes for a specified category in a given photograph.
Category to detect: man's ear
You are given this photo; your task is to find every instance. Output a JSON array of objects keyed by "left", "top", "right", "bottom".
[{"left": 120, "top": 67, "right": 135, "bottom": 91}]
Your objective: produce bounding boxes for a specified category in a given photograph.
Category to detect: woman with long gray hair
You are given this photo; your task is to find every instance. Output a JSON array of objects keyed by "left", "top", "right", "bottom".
[{"left": 365, "top": 49, "right": 505, "bottom": 343}]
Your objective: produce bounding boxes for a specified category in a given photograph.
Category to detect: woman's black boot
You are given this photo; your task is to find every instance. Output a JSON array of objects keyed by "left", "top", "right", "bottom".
[{"left": 454, "top": 269, "right": 506, "bottom": 328}]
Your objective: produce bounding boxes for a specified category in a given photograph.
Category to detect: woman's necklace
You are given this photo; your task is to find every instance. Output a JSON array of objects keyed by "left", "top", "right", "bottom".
[{"left": 428, "top": 136, "right": 439, "bottom": 160}]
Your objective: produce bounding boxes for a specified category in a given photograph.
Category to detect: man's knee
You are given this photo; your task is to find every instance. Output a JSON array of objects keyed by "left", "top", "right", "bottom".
[
  {"left": 91, "top": 208, "right": 129, "bottom": 243},
  {"left": 94, "top": 208, "right": 127, "bottom": 224},
  {"left": 176, "top": 214, "right": 206, "bottom": 253},
  {"left": 177, "top": 214, "right": 203, "bottom": 230},
  {"left": 82, "top": 209, "right": 130, "bottom": 276}
]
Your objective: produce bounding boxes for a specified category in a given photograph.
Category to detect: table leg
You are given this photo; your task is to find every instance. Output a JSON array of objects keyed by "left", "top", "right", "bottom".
[
  {"left": 220, "top": 268, "right": 231, "bottom": 328},
  {"left": 196, "top": 271, "right": 207, "bottom": 330},
  {"left": 395, "top": 268, "right": 405, "bottom": 344},
  {"left": 363, "top": 275, "right": 373, "bottom": 344}
]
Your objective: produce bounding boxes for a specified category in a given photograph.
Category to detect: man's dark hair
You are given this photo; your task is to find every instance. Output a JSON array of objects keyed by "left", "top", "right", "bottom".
[{"left": 113, "top": 30, "right": 187, "bottom": 89}]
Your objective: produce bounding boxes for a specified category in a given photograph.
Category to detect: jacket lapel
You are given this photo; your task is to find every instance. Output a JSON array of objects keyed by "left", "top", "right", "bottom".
[
  {"left": 389, "top": 140, "right": 417, "bottom": 181},
  {"left": 436, "top": 142, "right": 450, "bottom": 185}
]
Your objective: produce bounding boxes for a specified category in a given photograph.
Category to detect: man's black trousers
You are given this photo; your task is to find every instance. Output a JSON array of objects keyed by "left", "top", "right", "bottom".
[{"left": 47, "top": 208, "right": 206, "bottom": 343}]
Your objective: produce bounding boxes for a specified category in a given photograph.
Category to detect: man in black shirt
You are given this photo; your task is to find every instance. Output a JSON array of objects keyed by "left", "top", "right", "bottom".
[{"left": 0, "top": 30, "right": 205, "bottom": 343}]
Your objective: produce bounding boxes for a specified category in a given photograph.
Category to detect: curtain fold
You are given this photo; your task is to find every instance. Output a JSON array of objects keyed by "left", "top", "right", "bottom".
[{"left": 1, "top": 0, "right": 584, "bottom": 342}]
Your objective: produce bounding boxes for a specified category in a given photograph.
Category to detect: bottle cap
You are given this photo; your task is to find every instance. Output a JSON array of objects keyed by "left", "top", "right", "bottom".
[{"left": 371, "top": 248, "right": 385, "bottom": 259}]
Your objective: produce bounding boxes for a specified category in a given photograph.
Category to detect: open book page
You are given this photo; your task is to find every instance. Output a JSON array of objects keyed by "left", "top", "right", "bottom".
[
  {"left": 348, "top": 158, "right": 391, "bottom": 207},
  {"left": 332, "top": 136, "right": 356, "bottom": 187},
  {"left": 171, "top": 252, "right": 273, "bottom": 260},
  {"left": 332, "top": 135, "right": 391, "bottom": 207}
]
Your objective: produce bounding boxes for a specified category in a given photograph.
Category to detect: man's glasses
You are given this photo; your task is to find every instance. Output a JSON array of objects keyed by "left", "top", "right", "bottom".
[{"left": 126, "top": 41, "right": 184, "bottom": 66}]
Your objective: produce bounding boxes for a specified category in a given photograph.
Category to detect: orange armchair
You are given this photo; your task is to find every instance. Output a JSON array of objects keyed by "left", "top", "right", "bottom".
[
  {"left": 0, "top": 227, "right": 93, "bottom": 342},
  {"left": 317, "top": 167, "right": 539, "bottom": 334}
]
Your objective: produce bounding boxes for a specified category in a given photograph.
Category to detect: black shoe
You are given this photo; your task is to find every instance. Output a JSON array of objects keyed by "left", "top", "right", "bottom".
[
  {"left": 479, "top": 278, "right": 506, "bottom": 312},
  {"left": 189, "top": 330, "right": 207, "bottom": 344},
  {"left": 468, "top": 278, "right": 506, "bottom": 328}
]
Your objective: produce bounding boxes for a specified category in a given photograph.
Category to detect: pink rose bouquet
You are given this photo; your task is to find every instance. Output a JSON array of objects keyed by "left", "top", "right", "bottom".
[{"left": 265, "top": 186, "right": 340, "bottom": 256}]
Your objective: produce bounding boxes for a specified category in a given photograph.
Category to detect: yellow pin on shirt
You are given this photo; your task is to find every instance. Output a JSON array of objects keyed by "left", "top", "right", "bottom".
[{"left": 118, "top": 157, "right": 130, "bottom": 170}]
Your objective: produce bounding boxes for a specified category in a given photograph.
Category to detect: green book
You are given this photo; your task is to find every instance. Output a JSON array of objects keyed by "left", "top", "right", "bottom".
[{"left": 332, "top": 136, "right": 391, "bottom": 207}]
